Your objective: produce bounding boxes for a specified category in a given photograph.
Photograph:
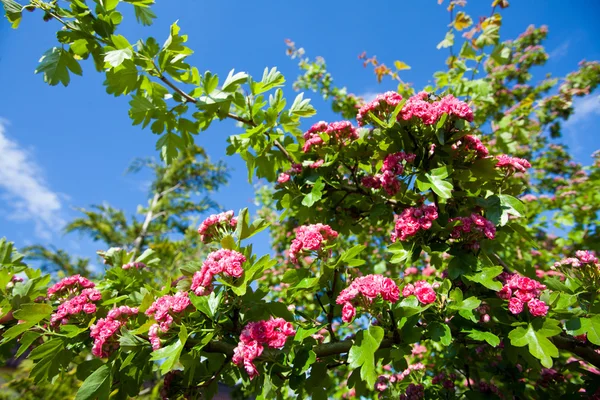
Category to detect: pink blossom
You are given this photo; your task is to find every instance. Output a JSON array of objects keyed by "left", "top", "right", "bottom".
[
  {"left": 122, "top": 261, "right": 146, "bottom": 270},
  {"left": 342, "top": 303, "right": 356, "bottom": 323},
  {"left": 449, "top": 213, "right": 496, "bottom": 247},
  {"left": 302, "top": 120, "right": 358, "bottom": 152},
  {"left": 50, "top": 288, "right": 102, "bottom": 326},
  {"left": 508, "top": 297, "right": 524, "bottom": 314},
  {"left": 391, "top": 204, "right": 438, "bottom": 242},
  {"left": 414, "top": 281, "right": 436, "bottom": 304},
  {"left": 527, "top": 299, "right": 549, "bottom": 317},
  {"left": 496, "top": 155, "right": 532, "bottom": 173},
  {"left": 362, "top": 152, "right": 416, "bottom": 195},
  {"left": 289, "top": 224, "right": 338, "bottom": 263},
  {"left": 197, "top": 211, "right": 238, "bottom": 243},
  {"left": 191, "top": 249, "right": 247, "bottom": 296},
  {"left": 233, "top": 318, "right": 295, "bottom": 379},
  {"left": 47, "top": 274, "right": 95, "bottom": 298},
  {"left": 460, "top": 135, "right": 489, "bottom": 158},
  {"left": 277, "top": 173, "right": 290, "bottom": 183},
  {"left": 90, "top": 306, "right": 138, "bottom": 357},
  {"left": 145, "top": 292, "right": 191, "bottom": 350},
  {"left": 402, "top": 284, "right": 415, "bottom": 297},
  {"left": 357, "top": 91, "right": 403, "bottom": 126},
  {"left": 497, "top": 285, "right": 512, "bottom": 300}
]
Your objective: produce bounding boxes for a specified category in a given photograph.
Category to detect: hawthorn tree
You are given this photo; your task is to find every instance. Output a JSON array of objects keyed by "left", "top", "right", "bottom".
[{"left": 1, "top": 0, "right": 600, "bottom": 399}]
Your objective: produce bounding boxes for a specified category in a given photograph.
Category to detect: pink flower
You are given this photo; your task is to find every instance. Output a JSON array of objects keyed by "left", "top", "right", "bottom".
[
  {"left": 191, "top": 249, "right": 247, "bottom": 296},
  {"left": 302, "top": 120, "right": 358, "bottom": 152},
  {"left": 357, "top": 91, "right": 403, "bottom": 126},
  {"left": 289, "top": 224, "right": 338, "bottom": 263},
  {"left": 233, "top": 318, "right": 295, "bottom": 379},
  {"left": 402, "top": 283, "right": 415, "bottom": 297},
  {"left": 496, "top": 155, "right": 532, "bottom": 173},
  {"left": 459, "top": 135, "right": 489, "bottom": 158},
  {"left": 527, "top": 299, "right": 549, "bottom": 317},
  {"left": 90, "top": 306, "right": 138, "bottom": 357},
  {"left": 145, "top": 292, "right": 191, "bottom": 349},
  {"left": 508, "top": 297, "right": 524, "bottom": 315},
  {"left": 414, "top": 281, "right": 436, "bottom": 304},
  {"left": 197, "top": 211, "right": 238, "bottom": 243},
  {"left": 449, "top": 213, "right": 496, "bottom": 246},
  {"left": 122, "top": 261, "right": 146, "bottom": 270},
  {"left": 497, "top": 285, "right": 512, "bottom": 300},
  {"left": 391, "top": 204, "right": 438, "bottom": 242},
  {"left": 277, "top": 173, "right": 290, "bottom": 183},
  {"left": 342, "top": 303, "right": 356, "bottom": 323},
  {"left": 47, "top": 275, "right": 95, "bottom": 298}
]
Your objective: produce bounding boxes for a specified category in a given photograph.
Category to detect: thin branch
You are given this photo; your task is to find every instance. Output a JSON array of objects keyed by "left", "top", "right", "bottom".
[
  {"left": 132, "top": 192, "right": 160, "bottom": 256},
  {"left": 552, "top": 335, "right": 600, "bottom": 369}
]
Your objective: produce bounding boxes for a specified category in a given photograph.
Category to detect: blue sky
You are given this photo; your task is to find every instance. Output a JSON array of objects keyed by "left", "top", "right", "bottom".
[{"left": 1, "top": 0, "right": 599, "bottom": 265}]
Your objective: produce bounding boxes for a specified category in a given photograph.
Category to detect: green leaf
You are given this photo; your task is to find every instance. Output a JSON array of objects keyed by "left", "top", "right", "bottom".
[
  {"left": 426, "top": 173, "right": 453, "bottom": 199},
  {"left": 134, "top": 5, "right": 156, "bottom": 26},
  {"left": 497, "top": 194, "right": 526, "bottom": 226},
  {"left": 75, "top": 363, "right": 111, "bottom": 400},
  {"left": 387, "top": 241, "right": 413, "bottom": 265},
  {"left": 15, "top": 331, "right": 42, "bottom": 358},
  {"left": 222, "top": 69, "right": 248, "bottom": 92},
  {"left": 347, "top": 326, "right": 384, "bottom": 389},
  {"left": 252, "top": 67, "right": 285, "bottom": 94},
  {"left": 437, "top": 31, "right": 454, "bottom": 49},
  {"left": 35, "top": 47, "right": 82, "bottom": 87},
  {"left": 302, "top": 177, "right": 325, "bottom": 207},
  {"left": 429, "top": 322, "right": 452, "bottom": 346},
  {"left": 464, "top": 266, "right": 503, "bottom": 291},
  {"left": 231, "top": 254, "right": 276, "bottom": 296},
  {"left": 150, "top": 324, "right": 187, "bottom": 374},
  {"left": 104, "top": 48, "right": 133, "bottom": 68},
  {"left": 1, "top": 0, "right": 22, "bottom": 28},
  {"left": 29, "top": 338, "right": 65, "bottom": 360},
  {"left": 289, "top": 93, "right": 316, "bottom": 117},
  {"left": 585, "top": 315, "right": 600, "bottom": 346},
  {"left": 13, "top": 303, "right": 52, "bottom": 324},
  {"left": 508, "top": 320, "right": 561, "bottom": 368},
  {"left": 448, "top": 288, "right": 481, "bottom": 322},
  {"left": 464, "top": 329, "right": 500, "bottom": 347}
]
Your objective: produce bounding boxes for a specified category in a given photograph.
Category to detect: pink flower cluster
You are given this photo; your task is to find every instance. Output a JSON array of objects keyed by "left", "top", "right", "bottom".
[
  {"left": 47, "top": 274, "right": 95, "bottom": 298},
  {"left": 399, "top": 92, "right": 474, "bottom": 125},
  {"left": 402, "top": 280, "right": 437, "bottom": 304},
  {"left": 51, "top": 288, "right": 102, "bottom": 326},
  {"left": 197, "top": 211, "right": 238, "bottom": 243},
  {"left": 495, "top": 154, "right": 532, "bottom": 173},
  {"left": 554, "top": 250, "right": 598, "bottom": 268},
  {"left": 90, "top": 305, "right": 138, "bottom": 357},
  {"left": 232, "top": 318, "right": 295, "bottom": 379},
  {"left": 122, "top": 261, "right": 146, "bottom": 270},
  {"left": 497, "top": 273, "right": 548, "bottom": 317},
  {"left": 190, "top": 249, "right": 246, "bottom": 296},
  {"left": 289, "top": 224, "right": 338, "bottom": 263},
  {"left": 453, "top": 135, "right": 489, "bottom": 158},
  {"left": 145, "top": 292, "right": 191, "bottom": 350},
  {"left": 362, "top": 152, "right": 416, "bottom": 195},
  {"left": 391, "top": 204, "right": 438, "bottom": 242},
  {"left": 277, "top": 163, "right": 303, "bottom": 184},
  {"left": 336, "top": 274, "right": 400, "bottom": 323},
  {"left": 357, "top": 91, "right": 403, "bottom": 126},
  {"left": 302, "top": 120, "right": 358, "bottom": 152},
  {"left": 449, "top": 213, "right": 496, "bottom": 249}
]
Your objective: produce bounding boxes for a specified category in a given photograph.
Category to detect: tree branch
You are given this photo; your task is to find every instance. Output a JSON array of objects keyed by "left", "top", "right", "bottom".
[
  {"left": 132, "top": 192, "right": 160, "bottom": 255},
  {"left": 552, "top": 335, "right": 600, "bottom": 369}
]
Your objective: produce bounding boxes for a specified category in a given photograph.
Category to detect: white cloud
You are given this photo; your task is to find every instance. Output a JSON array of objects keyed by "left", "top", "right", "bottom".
[
  {"left": 0, "top": 119, "right": 65, "bottom": 239},
  {"left": 565, "top": 95, "right": 600, "bottom": 127},
  {"left": 549, "top": 40, "right": 570, "bottom": 60},
  {"left": 563, "top": 95, "right": 600, "bottom": 156},
  {"left": 358, "top": 91, "right": 379, "bottom": 103}
]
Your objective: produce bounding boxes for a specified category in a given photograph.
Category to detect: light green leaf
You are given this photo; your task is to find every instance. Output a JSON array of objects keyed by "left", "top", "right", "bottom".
[
  {"left": 347, "top": 326, "right": 384, "bottom": 389},
  {"left": 75, "top": 363, "right": 111, "bottom": 400},
  {"left": 13, "top": 303, "right": 53, "bottom": 324},
  {"left": 508, "top": 320, "right": 561, "bottom": 368},
  {"left": 302, "top": 177, "right": 325, "bottom": 207},
  {"left": 464, "top": 266, "right": 503, "bottom": 291},
  {"left": 104, "top": 48, "right": 133, "bottom": 68},
  {"left": 429, "top": 322, "right": 452, "bottom": 346},
  {"left": 464, "top": 329, "right": 500, "bottom": 347},
  {"left": 35, "top": 47, "right": 82, "bottom": 87},
  {"left": 150, "top": 324, "right": 187, "bottom": 374},
  {"left": 222, "top": 69, "right": 248, "bottom": 92}
]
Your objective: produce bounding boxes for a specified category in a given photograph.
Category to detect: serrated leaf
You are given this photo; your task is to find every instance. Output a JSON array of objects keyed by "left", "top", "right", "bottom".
[
  {"left": 464, "top": 266, "right": 503, "bottom": 291},
  {"left": 464, "top": 329, "right": 500, "bottom": 347},
  {"left": 104, "top": 48, "right": 133, "bottom": 68},
  {"left": 35, "top": 47, "right": 82, "bottom": 87},
  {"left": 394, "top": 60, "right": 411, "bottom": 70},
  {"left": 302, "top": 177, "right": 325, "bottom": 207},
  {"left": 13, "top": 303, "right": 53, "bottom": 323},
  {"left": 347, "top": 326, "right": 384, "bottom": 389},
  {"left": 453, "top": 11, "right": 473, "bottom": 31},
  {"left": 508, "top": 320, "right": 561, "bottom": 368},
  {"left": 429, "top": 322, "right": 452, "bottom": 346},
  {"left": 222, "top": 69, "right": 248, "bottom": 92},
  {"left": 75, "top": 363, "right": 111, "bottom": 400}
]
